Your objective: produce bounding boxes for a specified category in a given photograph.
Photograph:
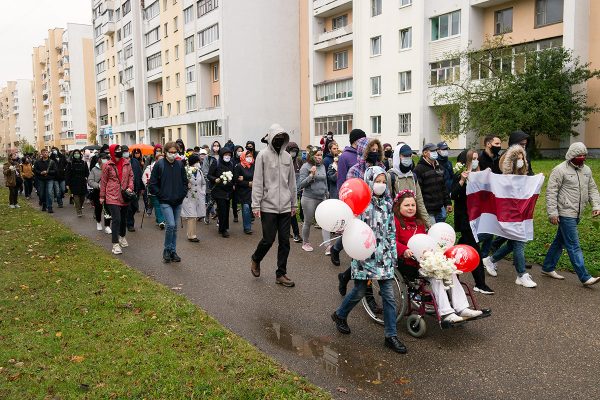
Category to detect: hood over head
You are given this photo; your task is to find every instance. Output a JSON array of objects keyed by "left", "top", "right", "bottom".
[
  {"left": 355, "top": 137, "right": 371, "bottom": 162},
  {"left": 188, "top": 154, "right": 200, "bottom": 166},
  {"left": 364, "top": 166, "right": 392, "bottom": 203},
  {"left": 565, "top": 142, "right": 587, "bottom": 160},
  {"left": 246, "top": 140, "right": 256, "bottom": 149},
  {"left": 392, "top": 144, "right": 415, "bottom": 171},
  {"left": 219, "top": 147, "right": 233, "bottom": 158},
  {"left": 501, "top": 145, "right": 528, "bottom": 175},
  {"left": 508, "top": 130, "right": 530, "bottom": 146},
  {"left": 286, "top": 141, "right": 299, "bottom": 152},
  {"left": 109, "top": 144, "right": 120, "bottom": 162},
  {"left": 266, "top": 123, "right": 290, "bottom": 153}
]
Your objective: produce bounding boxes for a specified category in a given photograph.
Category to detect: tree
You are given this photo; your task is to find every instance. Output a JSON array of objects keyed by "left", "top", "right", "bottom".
[
  {"left": 432, "top": 36, "right": 600, "bottom": 145},
  {"left": 18, "top": 138, "right": 36, "bottom": 154},
  {"left": 88, "top": 108, "right": 97, "bottom": 145}
]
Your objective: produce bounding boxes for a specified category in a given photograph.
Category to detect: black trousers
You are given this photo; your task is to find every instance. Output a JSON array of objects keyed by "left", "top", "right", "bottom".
[
  {"left": 90, "top": 190, "right": 111, "bottom": 225},
  {"left": 252, "top": 212, "right": 291, "bottom": 278},
  {"left": 107, "top": 204, "right": 127, "bottom": 243},
  {"left": 127, "top": 194, "right": 140, "bottom": 228},
  {"left": 8, "top": 187, "right": 18, "bottom": 205},
  {"left": 216, "top": 198, "right": 230, "bottom": 233},
  {"left": 24, "top": 178, "right": 34, "bottom": 198},
  {"left": 458, "top": 228, "right": 486, "bottom": 288},
  {"left": 231, "top": 190, "right": 239, "bottom": 218}
]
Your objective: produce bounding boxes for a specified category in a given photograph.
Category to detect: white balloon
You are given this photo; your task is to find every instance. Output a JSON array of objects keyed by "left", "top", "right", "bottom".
[
  {"left": 342, "top": 219, "right": 376, "bottom": 261},
  {"left": 407, "top": 234, "right": 438, "bottom": 260},
  {"left": 428, "top": 222, "right": 456, "bottom": 250},
  {"left": 315, "top": 199, "right": 354, "bottom": 233}
]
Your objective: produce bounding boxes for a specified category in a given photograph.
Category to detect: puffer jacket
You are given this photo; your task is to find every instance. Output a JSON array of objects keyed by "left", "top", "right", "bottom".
[
  {"left": 100, "top": 159, "right": 134, "bottom": 207},
  {"left": 65, "top": 159, "right": 89, "bottom": 195},
  {"left": 251, "top": 124, "right": 297, "bottom": 213},
  {"left": 208, "top": 147, "right": 235, "bottom": 200},
  {"left": 499, "top": 145, "right": 528, "bottom": 175},
  {"left": 413, "top": 157, "right": 450, "bottom": 213}
]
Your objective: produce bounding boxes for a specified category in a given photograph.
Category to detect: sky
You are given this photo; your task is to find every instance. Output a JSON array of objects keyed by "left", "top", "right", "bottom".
[{"left": 0, "top": 0, "right": 92, "bottom": 87}]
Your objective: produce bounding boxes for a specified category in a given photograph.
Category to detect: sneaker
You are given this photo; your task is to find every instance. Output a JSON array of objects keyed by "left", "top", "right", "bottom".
[
  {"left": 163, "top": 250, "right": 171, "bottom": 264},
  {"left": 483, "top": 257, "right": 498, "bottom": 277},
  {"left": 188, "top": 237, "right": 200, "bottom": 242},
  {"left": 516, "top": 273, "right": 537, "bottom": 288},
  {"left": 159, "top": 222, "right": 166, "bottom": 230},
  {"left": 302, "top": 243, "right": 313, "bottom": 252},
  {"left": 47, "top": 209, "right": 54, "bottom": 214},
  {"left": 9, "top": 205, "right": 15, "bottom": 209},
  {"left": 331, "top": 312, "right": 351, "bottom": 334},
  {"left": 112, "top": 243, "right": 122, "bottom": 255},
  {"left": 96, "top": 222, "right": 103, "bottom": 231},
  {"left": 331, "top": 248, "right": 341, "bottom": 266},
  {"left": 118, "top": 237, "right": 129, "bottom": 248},
  {"left": 244, "top": 230, "right": 253, "bottom": 235},
  {"left": 541, "top": 270, "right": 565, "bottom": 280},
  {"left": 443, "top": 313, "right": 464, "bottom": 323},
  {"left": 459, "top": 308, "right": 483, "bottom": 319},
  {"left": 338, "top": 273, "right": 349, "bottom": 296},
  {"left": 384, "top": 336, "right": 408, "bottom": 354},
  {"left": 473, "top": 285, "right": 495, "bottom": 295},
  {"left": 104, "top": 226, "right": 112, "bottom": 234},
  {"left": 127, "top": 226, "right": 136, "bottom": 232},
  {"left": 293, "top": 235, "right": 302, "bottom": 243},
  {"left": 15, "top": 204, "right": 20, "bottom": 208},
  {"left": 233, "top": 216, "right": 239, "bottom": 223},
  {"left": 583, "top": 277, "right": 600, "bottom": 286},
  {"left": 275, "top": 275, "right": 295, "bottom": 287},
  {"left": 221, "top": 231, "right": 230, "bottom": 238},
  {"left": 203, "top": 217, "right": 210, "bottom": 225},
  {"left": 250, "top": 258, "right": 260, "bottom": 277},
  {"left": 170, "top": 252, "right": 181, "bottom": 262},
  {"left": 325, "top": 245, "right": 332, "bottom": 256}
]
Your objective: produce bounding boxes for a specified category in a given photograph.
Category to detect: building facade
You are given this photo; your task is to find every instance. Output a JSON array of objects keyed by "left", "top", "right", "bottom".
[{"left": 0, "top": 80, "right": 34, "bottom": 157}]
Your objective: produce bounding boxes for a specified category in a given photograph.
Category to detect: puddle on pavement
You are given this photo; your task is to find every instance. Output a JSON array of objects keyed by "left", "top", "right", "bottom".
[{"left": 262, "top": 319, "right": 413, "bottom": 391}]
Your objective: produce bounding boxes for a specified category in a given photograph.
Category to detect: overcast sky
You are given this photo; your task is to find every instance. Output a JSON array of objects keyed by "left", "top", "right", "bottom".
[{"left": 0, "top": 0, "right": 92, "bottom": 87}]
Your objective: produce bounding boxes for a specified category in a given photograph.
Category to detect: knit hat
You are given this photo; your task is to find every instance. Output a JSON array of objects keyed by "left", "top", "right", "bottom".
[
  {"left": 565, "top": 142, "right": 587, "bottom": 160},
  {"left": 188, "top": 154, "right": 200, "bottom": 166},
  {"left": 349, "top": 129, "right": 366, "bottom": 145}
]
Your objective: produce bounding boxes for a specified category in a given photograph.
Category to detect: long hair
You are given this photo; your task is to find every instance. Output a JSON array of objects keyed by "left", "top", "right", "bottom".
[
  {"left": 392, "top": 190, "right": 426, "bottom": 228},
  {"left": 465, "top": 149, "right": 479, "bottom": 172}
]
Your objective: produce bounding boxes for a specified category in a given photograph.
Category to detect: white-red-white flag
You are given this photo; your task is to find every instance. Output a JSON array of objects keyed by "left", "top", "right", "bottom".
[{"left": 466, "top": 169, "right": 545, "bottom": 242}]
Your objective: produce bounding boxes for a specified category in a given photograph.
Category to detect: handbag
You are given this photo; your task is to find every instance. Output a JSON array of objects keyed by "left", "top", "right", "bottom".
[{"left": 111, "top": 165, "right": 136, "bottom": 204}]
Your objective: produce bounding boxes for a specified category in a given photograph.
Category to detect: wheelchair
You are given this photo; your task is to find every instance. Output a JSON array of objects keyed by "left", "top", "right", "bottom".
[{"left": 362, "top": 263, "right": 491, "bottom": 338}]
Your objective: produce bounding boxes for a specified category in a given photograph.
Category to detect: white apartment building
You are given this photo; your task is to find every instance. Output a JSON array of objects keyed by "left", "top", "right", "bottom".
[{"left": 14, "top": 80, "right": 35, "bottom": 147}]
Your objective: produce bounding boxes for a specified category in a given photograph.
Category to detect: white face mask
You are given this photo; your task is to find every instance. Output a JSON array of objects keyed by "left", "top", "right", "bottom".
[
  {"left": 516, "top": 159, "right": 525, "bottom": 169},
  {"left": 373, "top": 182, "right": 386, "bottom": 196},
  {"left": 439, "top": 150, "right": 449, "bottom": 157},
  {"left": 166, "top": 153, "right": 176, "bottom": 162},
  {"left": 400, "top": 157, "right": 413, "bottom": 167},
  {"left": 123, "top": 152, "right": 130, "bottom": 158},
  {"left": 236, "top": 152, "right": 243, "bottom": 157},
  {"left": 223, "top": 155, "right": 231, "bottom": 163},
  {"left": 471, "top": 160, "right": 479, "bottom": 170},
  {"left": 430, "top": 152, "right": 438, "bottom": 160},
  {"left": 245, "top": 157, "right": 253, "bottom": 163}
]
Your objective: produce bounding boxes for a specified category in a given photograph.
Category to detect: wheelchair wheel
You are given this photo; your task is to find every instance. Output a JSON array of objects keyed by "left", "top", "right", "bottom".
[
  {"left": 406, "top": 314, "right": 427, "bottom": 338},
  {"left": 362, "top": 270, "right": 408, "bottom": 325}
]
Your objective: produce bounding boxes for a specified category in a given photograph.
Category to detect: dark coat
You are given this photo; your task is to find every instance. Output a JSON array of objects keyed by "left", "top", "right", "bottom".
[
  {"left": 51, "top": 154, "right": 67, "bottom": 181},
  {"left": 129, "top": 157, "right": 144, "bottom": 192},
  {"left": 208, "top": 148, "right": 234, "bottom": 200},
  {"left": 233, "top": 163, "right": 255, "bottom": 204},
  {"left": 33, "top": 158, "right": 57, "bottom": 181},
  {"left": 148, "top": 158, "right": 188, "bottom": 206},
  {"left": 438, "top": 157, "right": 454, "bottom": 193},
  {"left": 65, "top": 160, "right": 89, "bottom": 195},
  {"left": 413, "top": 157, "right": 450, "bottom": 213},
  {"left": 478, "top": 149, "right": 501, "bottom": 174}
]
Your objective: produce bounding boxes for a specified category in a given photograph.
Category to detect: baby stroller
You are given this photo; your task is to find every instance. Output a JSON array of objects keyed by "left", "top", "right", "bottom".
[{"left": 362, "top": 262, "right": 491, "bottom": 338}]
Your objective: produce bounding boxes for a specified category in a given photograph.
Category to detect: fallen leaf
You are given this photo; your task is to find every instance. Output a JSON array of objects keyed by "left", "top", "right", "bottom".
[
  {"left": 336, "top": 387, "right": 348, "bottom": 394},
  {"left": 70, "top": 355, "right": 85, "bottom": 363},
  {"left": 403, "top": 388, "right": 415, "bottom": 396},
  {"left": 371, "top": 380, "right": 382, "bottom": 385},
  {"left": 394, "top": 377, "right": 411, "bottom": 385},
  {"left": 55, "top": 332, "right": 62, "bottom": 338}
]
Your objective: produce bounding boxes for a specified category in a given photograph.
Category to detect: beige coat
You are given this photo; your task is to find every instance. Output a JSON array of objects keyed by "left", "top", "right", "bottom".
[{"left": 546, "top": 161, "right": 600, "bottom": 219}]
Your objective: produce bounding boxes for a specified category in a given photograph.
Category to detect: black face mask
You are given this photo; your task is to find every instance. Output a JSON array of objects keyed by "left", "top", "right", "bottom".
[
  {"left": 491, "top": 146, "right": 501, "bottom": 156},
  {"left": 399, "top": 163, "right": 413, "bottom": 173},
  {"left": 114, "top": 151, "right": 123, "bottom": 159},
  {"left": 272, "top": 137, "right": 285, "bottom": 153},
  {"left": 384, "top": 150, "right": 393, "bottom": 158},
  {"left": 366, "top": 152, "right": 379, "bottom": 164},
  {"left": 246, "top": 147, "right": 254, "bottom": 152}
]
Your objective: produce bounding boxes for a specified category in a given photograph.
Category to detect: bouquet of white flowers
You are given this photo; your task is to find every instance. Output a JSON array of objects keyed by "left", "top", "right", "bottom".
[
  {"left": 418, "top": 250, "right": 461, "bottom": 289},
  {"left": 219, "top": 171, "right": 233, "bottom": 184},
  {"left": 185, "top": 165, "right": 198, "bottom": 180},
  {"left": 453, "top": 162, "right": 466, "bottom": 175}
]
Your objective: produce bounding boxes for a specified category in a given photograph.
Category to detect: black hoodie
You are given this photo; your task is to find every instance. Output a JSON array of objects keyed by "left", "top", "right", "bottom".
[
  {"left": 507, "top": 130, "right": 534, "bottom": 176},
  {"left": 208, "top": 147, "right": 234, "bottom": 200}
]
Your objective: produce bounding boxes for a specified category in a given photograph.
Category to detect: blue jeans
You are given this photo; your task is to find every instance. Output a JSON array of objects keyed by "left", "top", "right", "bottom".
[
  {"left": 42, "top": 180, "right": 55, "bottom": 210},
  {"left": 491, "top": 240, "right": 526, "bottom": 276},
  {"left": 478, "top": 233, "right": 494, "bottom": 258},
  {"left": 242, "top": 203, "right": 252, "bottom": 232},
  {"left": 54, "top": 180, "right": 65, "bottom": 205},
  {"left": 150, "top": 196, "right": 164, "bottom": 224},
  {"left": 336, "top": 279, "right": 397, "bottom": 338},
  {"left": 543, "top": 217, "right": 591, "bottom": 282},
  {"left": 160, "top": 203, "right": 182, "bottom": 254}
]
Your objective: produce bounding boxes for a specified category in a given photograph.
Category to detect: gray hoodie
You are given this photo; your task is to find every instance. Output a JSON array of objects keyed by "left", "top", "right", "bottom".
[
  {"left": 251, "top": 124, "right": 298, "bottom": 214},
  {"left": 298, "top": 162, "right": 328, "bottom": 200}
]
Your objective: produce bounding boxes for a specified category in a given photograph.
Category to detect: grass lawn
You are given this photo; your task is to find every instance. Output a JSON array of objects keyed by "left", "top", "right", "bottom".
[{"left": 0, "top": 190, "right": 330, "bottom": 399}]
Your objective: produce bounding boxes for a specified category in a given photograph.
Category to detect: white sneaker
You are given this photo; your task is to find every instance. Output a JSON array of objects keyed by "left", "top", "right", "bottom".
[
  {"left": 9, "top": 205, "right": 15, "bottom": 209},
  {"left": 483, "top": 257, "right": 498, "bottom": 277},
  {"left": 443, "top": 313, "right": 464, "bottom": 323},
  {"left": 325, "top": 245, "right": 332, "bottom": 256},
  {"left": 112, "top": 243, "right": 122, "bottom": 255},
  {"left": 119, "top": 236, "right": 129, "bottom": 248},
  {"left": 15, "top": 204, "right": 20, "bottom": 208},
  {"left": 583, "top": 277, "right": 600, "bottom": 286},
  {"left": 516, "top": 273, "right": 537, "bottom": 288},
  {"left": 96, "top": 222, "right": 103, "bottom": 231},
  {"left": 541, "top": 270, "right": 565, "bottom": 280},
  {"left": 104, "top": 226, "right": 112, "bottom": 234},
  {"left": 459, "top": 308, "right": 483, "bottom": 319}
]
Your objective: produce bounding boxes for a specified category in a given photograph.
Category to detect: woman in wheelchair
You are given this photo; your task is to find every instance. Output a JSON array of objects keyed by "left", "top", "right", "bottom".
[{"left": 393, "top": 190, "right": 483, "bottom": 324}]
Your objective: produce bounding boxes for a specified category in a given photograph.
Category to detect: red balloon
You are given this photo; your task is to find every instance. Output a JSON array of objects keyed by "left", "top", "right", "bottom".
[
  {"left": 338, "top": 178, "right": 372, "bottom": 216},
  {"left": 444, "top": 245, "right": 480, "bottom": 273}
]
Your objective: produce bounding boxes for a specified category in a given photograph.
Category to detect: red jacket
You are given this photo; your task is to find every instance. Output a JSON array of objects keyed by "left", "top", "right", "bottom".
[
  {"left": 395, "top": 216, "right": 427, "bottom": 268},
  {"left": 100, "top": 159, "right": 134, "bottom": 206}
]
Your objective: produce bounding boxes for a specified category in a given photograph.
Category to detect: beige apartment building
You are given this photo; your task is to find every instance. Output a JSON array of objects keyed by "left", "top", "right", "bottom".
[
  {"left": 0, "top": 82, "right": 18, "bottom": 156},
  {"left": 32, "top": 24, "right": 97, "bottom": 151},
  {"left": 0, "top": 80, "right": 34, "bottom": 157}
]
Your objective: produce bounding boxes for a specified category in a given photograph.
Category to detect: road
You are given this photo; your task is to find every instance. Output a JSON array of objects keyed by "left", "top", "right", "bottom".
[{"left": 40, "top": 199, "right": 600, "bottom": 400}]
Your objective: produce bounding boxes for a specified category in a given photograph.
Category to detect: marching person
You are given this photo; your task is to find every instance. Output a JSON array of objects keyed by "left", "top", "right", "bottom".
[
  {"left": 3, "top": 154, "right": 20, "bottom": 208},
  {"left": 33, "top": 148, "right": 57, "bottom": 213},
  {"left": 148, "top": 142, "right": 188, "bottom": 263},
  {"left": 88, "top": 153, "right": 112, "bottom": 233},
  {"left": 286, "top": 141, "right": 303, "bottom": 242},
  {"left": 250, "top": 124, "right": 297, "bottom": 287},
  {"left": 542, "top": 142, "right": 600, "bottom": 286},
  {"left": 142, "top": 152, "right": 165, "bottom": 229},
  {"left": 180, "top": 154, "right": 206, "bottom": 243},
  {"left": 233, "top": 150, "right": 255, "bottom": 234},
  {"left": 437, "top": 141, "right": 453, "bottom": 195},
  {"left": 65, "top": 149, "right": 89, "bottom": 217},
  {"left": 123, "top": 146, "right": 142, "bottom": 232},
  {"left": 50, "top": 147, "right": 67, "bottom": 208},
  {"left": 413, "top": 143, "right": 452, "bottom": 225},
  {"left": 208, "top": 147, "right": 235, "bottom": 238},
  {"left": 20, "top": 156, "right": 35, "bottom": 199}
]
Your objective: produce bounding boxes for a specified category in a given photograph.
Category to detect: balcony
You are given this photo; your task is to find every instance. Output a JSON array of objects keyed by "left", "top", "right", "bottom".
[
  {"left": 313, "top": 0, "right": 352, "bottom": 17},
  {"left": 60, "top": 115, "right": 70, "bottom": 122},
  {"left": 148, "top": 102, "right": 163, "bottom": 119},
  {"left": 60, "top": 131, "right": 74, "bottom": 140},
  {"left": 104, "top": 22, "right": 115, "bottom": 35},
  {"left": 59, "top": 91, "right": 68, "bottom": 98},
  {"left": 470, "top": 0, "right": 513, "bottom": 7},
  {"left": 104, "top": 0, "right": 115, "bottom": 11},
  {"left": 315, "top": 78, "right": 353, "bottom": 103},
  {"left": 43, "top": 89, "right": 49, "bottom": 96},
  {"left": 314, "top": 24, "right": 353, "bottom": 52},
  {"left": 99, "top": 114, "right": 109, "bottom": 126},
  {"left": 43, "top": 100, "right": 50, "bottom": 107}
]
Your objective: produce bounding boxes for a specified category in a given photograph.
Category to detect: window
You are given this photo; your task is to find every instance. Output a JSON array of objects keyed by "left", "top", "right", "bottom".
[
  {"left": 470, "top": 54, "right": 490, "bottom": 80},
  {"left": 400, "top": 0, "right": 412, "bottom": 6},
  {"left": 165, "top": 49, "right": 170, "bottom": 64},
  {"left": 185, "top": 36, "right": 195, "bottom": 54},
  {"left": 371, "top": 0, "right": 382, "bottom": 17},
  {"left": 198, "top": 0, "right": 219, "bottom": 17},
  {"left": 166, "top": 76, "right": 171, "bottom": 90},
  {"left": 370, "top": 76, "right": 381, "bottom": 96},
  {"left": 315, "top": 114, "right": 353, "bottom": 136},
  {"left": 167, "top": 103, "right": 172, "bottom": 116},
  {"left": 146, "top": 52, "right": 162, "bottom": 71},
  {"left": 116, "top": 29, "right": 122, "bottom": 42},
  {"left": 163, "top": 0, "right": 167, "bottom": 11},
  {"left": 186, "top": 65, "right": 196, "bottom": 82},
  {"left": 184, "top": 6, "right": 194, "bottom": 24},
  {"left": 123, "top": 22, "right": 132, "bottom": 38},
  {"left": 164, "top": 23, "right": 168, "bottom": 38},
  {"left": 122, "top": 0, "right": 131, "bottom": 16},
  {"left": 535, "top": 0, "right": 563, "bottom": 27},
  {"left": 94, "top": 25, "right": 102, "bottom": 38},
  {"left": 198, "top": 120, "right": 222, "bottom": 137},
  {"left": 176, "top": 101, "right": 181, "bottom": 114},
  {"left": 370, "top": 36, "right": 381, "bottom": 56},
  {"left": 175, "top": 45, "right": 180, "bottom": 59},
  {"left": 332, "top": 14, "right": 348, "bottom": 30},
  {"left": 95, "top": 41, "right": 106, "bottom": 56},
  {"left": 186, "top": 94, "right": 197, "bottom": 111},
  {"left": 315, "top": 78, "right": 353, "bottom": 102},
  {"left": 145, "top": 1, "right": 159, "bottom": 20},
  {"left": 176, "top": 72, "right": 180, "bottom": 87},
  {"left": 123, "top": 66, "right": 133, "bottom": 82},
  {"left": 97, "top": 79, "right": 107, "bottom": 92},
  {"left": 198, "top": 24, "right": 219, "bottom": 47},
  {"left": 174, "top": 16, "right": 179, "bottom": 31},
  {"left": 491, "top": 48, "right": 513, "bottom": 75},
  {"left": 430, "top": 59, "right": 460, "bottom": 85},
  {"left": 400, "top": 27, "right": 412, "bottom": 49},
  {"left": 399, "top": 71, "right": 412, "bottom": 92},
  {"left": 371, "top": 116, "right": 381, "bottom": 134},
  {"left": 96, "top": 61, "right": 106, "bottom": 74},
  {"left": 124, "top": 44, "right": 133, "bottom": 59},
  {"left": 495, "top": 8, "right": 513, "bottom": 34},
  {"left": 212, "top": 64, "right": 219, "bottom": 81},
  {"left": 398, "top": 113, "right": 411, "bottom": 135},
  {"left": 431, "top": 10, "right": 461, "bottom": 41},
  {"left": 213, "top": 95, "right": 220, "bottom": 107},
  {"left": 333, "top": 50, "right": 348, "bottom": 70},
  {"left": 145, "top": 27, "right": 160, "bottom": 46}
]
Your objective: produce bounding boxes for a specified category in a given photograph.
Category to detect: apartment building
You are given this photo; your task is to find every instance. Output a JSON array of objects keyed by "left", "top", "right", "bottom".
[
  {"left": 32, "top": 24, "right": 96, "bottom": 151},
  {"left": 93, "top": 0, "right": 301, "bottom": 148},
  {"left": 307, "top": 0, "right": 597, "bottom": 151},
  {"left": 0, "top": 80, "right": 34, "bottom": 157}
]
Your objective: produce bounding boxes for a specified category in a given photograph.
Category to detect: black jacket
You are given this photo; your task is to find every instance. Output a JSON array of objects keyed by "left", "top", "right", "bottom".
[
  {"left": 508, "top": 130, "right": 534, "bottom": 176},
  {"left": 33, "top": 158, "right": 57, "bottom": 181},
  {"left": 478, "top": 150, "right": 501, "bottom": 174},
  {"left": 233, "top": 163, "right": 255, "bottom": 204},
  {"left": 51, "top": 154, "right": 67, "bottom": 181},
  {"left": 148, "top": 158, "right": 188, "bottom": 206},
  {"left": 129, "top": 157, "right": 144, "bottom": 192},
  {"left": 208, "top": 149, "right": 234, "bottom": 200},
  {"left": 413, "top": 157, "right": 450, "bottom": 213},
  {"left": 65, "top": 160, "right": 89, "bottom": 195}
]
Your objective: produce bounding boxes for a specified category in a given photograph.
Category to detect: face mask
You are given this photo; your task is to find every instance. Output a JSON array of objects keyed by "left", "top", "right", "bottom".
[
  {"left": 516, "top": 159, "right": 525, "bottom": 169},
  {"left": 471, "top": 160, "right": 479, "bottom": 170},
  {"left": 366, "top": 151, "right": 379, "bottom": 164},
  {"left": 384, "top": 150, "right": 393, "bottom": 158},
  {"left": 73, "top": 153, "right": 81, "bottom": 159},
  {"left": 52, "top": 150, "right": 58, "bottom": 155},
  {"left": 272, "top": 137, "right": 285, "bottom": 152},
  {"left": 429, "top": 152, "right": 438, "bottom": 160},
  {"left": 245, "top": 157, "right": 254, "bottom": 164},
  {"left": 571, "top": 156, "right": 586, "bottom": 167},
  {"left": 199, "top": 155, "right": 206, "bottom": 161},
  {"left": 194, "top": 163, "right": 200, "bottom": 168},
  {"left": 123, "top": 152, "right": 130, "bottom": 158},
  {"left": 114, "top": 151, "right": 123, "bottom": 159},
  {"left": 327, "top": 135, "right": 333, "bottom": 141},
  {"left": 400, "top": 157, "right": 413, "bottom": 167},
  {"left": 491, "top": 145, "right": 501, "bottom": 156},
  {"left": 223, "top": 155, "right": 232, "bottom": 163},
  {"left": 290, "top": 151, "right": 297, "bottom": 158},
  {"left": 246, "top": 147, "right": 254, "bottom": 152},
  {"left": 439, "top": 150, "right": 449, "bottom": 158},
  {"left": 236, "top": 151, "right": 242, "bottom": 158},
  {"left": 166, "top": 153, "right": 176, "bottom": 162},
  {"left": 373, "top": 182, "right": 386, "bottom": 196},
  {"left": 213, "top": 147, "right": 220, "bottom": 153}
]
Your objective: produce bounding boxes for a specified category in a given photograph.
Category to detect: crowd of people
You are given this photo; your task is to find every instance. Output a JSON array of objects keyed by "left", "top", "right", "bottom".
[{"left": 3, "top": 123, "right": 600, "bottom": 354}]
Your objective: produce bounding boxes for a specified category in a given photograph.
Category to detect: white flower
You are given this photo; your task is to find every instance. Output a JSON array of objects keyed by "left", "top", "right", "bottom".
[
  {"left": 453, "top": 162, "right": 465, "bottom": 174},
  {"left": 418, "top": 250, "right": 461, "bottom": 289}
]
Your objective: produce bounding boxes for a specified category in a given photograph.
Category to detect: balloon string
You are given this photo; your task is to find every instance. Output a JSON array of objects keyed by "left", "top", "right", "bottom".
[{"left": 319, "top": 235, "right": 342, "bottom": 247}]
